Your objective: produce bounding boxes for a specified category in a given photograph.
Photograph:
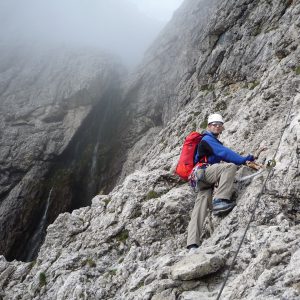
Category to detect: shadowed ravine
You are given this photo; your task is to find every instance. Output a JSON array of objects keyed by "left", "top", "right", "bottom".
[{"left": 7, "top": 80, "right": 125, "bottom": 262}]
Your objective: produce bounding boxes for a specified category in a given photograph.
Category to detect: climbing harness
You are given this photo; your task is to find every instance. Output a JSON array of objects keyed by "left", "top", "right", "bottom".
[
  {"left": 216, "top": 98, "right": 294, "bottom": 300},
  {"left": 188, "top": 164, "right": 206, "bottom": 192}
]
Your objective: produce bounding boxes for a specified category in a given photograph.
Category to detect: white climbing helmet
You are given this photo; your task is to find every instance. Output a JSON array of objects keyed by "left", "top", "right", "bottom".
[{"left": 208, "top": 113, "right": 224, "bottom": 124}]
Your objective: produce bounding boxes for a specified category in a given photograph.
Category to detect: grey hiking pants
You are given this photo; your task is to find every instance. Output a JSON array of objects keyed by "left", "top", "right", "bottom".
[{"left": 187, "top": 162, "right": 237, "bottom": 247}]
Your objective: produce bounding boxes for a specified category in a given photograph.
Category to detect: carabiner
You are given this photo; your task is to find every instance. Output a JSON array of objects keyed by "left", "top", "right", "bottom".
[{"left": 266, "top": 159, "right": 276, "bottom": 168}]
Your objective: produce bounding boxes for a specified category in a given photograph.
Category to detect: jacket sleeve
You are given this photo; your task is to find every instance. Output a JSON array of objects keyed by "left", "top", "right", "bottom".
[{"left": 204, "top": 135, "right": 248, "bottom": 165}]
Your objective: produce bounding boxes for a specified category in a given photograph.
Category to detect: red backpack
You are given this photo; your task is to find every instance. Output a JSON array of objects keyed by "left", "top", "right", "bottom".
[{"left": 175, "top": 132, "right": 204, "bottom": 181}]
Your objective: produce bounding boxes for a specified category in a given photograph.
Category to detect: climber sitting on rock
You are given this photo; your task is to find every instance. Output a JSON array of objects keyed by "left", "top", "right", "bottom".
[{"left": 187, "top": 113, "right": 255, "bottom": 250}]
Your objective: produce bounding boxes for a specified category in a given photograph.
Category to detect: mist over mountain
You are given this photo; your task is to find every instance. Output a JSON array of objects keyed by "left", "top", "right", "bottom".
[{"left": 0, "top": 0, "right": 166, "bottom": 67}]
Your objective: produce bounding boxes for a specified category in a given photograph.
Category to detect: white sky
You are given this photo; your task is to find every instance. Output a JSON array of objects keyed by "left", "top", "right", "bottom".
[
  {"left": 128, "top": 0, "right": 184, "bottom": 22},
  {"left": 0, "top": 0, "right": 185, "bottom": 67}
]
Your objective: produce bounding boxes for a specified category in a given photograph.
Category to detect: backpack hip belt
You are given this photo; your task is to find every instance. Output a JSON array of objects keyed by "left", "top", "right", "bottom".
[
  {"left": 188, "top": 162, "right": 209, "bottom": 192},
  {"left": 197, "top": 162, "right": 210, "bottom": 169}
]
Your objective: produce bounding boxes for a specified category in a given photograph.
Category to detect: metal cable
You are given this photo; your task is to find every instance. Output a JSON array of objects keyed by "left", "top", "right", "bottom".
[{"left": 216, "top": 97, "right": 295, "bottom": 300}]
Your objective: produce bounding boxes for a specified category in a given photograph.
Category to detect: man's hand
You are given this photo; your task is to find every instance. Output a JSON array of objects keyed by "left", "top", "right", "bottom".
[{"left": 246, "top": 161, "right": 263, "bottom": 170}]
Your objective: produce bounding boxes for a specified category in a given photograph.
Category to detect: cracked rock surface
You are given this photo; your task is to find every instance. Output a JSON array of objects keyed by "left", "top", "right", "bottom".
[
  {"left": 171, "top": 250, "right": 225, "bottom": 281},
  {"left": 0, "top": 0, "right": 300, "bottom": 299}
]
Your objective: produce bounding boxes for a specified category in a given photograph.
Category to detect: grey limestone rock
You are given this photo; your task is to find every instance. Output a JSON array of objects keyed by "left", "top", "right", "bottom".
[
  {"left": 179, "top": 291, "right": 215, "bottom": 300},
  {"left": 1, "top": 0, "right": 300, "bottom": 299},
  {"left": 171, "top": 251, "right": 225, "bottom": 280}
]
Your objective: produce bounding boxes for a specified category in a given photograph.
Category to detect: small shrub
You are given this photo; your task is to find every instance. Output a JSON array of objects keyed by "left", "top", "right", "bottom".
[
  {"left": 146, "top": 190, "right": 159, "bottom": 200},
  {"left": 39, "top": 272, "right": 46, "bottom": 287},
  {"left": 275, "top": 49, "right": 289, "bottom": 60},
  {"left": 243, "top": 130, "right": 250, "bottom": 140},
  {"left": 130, "top": 206, "right": 142, "bottom": 219},
  {"left": 295, "top": 66, "right": 300, "bottom": 75},
  {"left": 187, "top": 116, "right": 193, "bottom": 122},
  {"left": 88, "top": 259, "right": 96, "bottom": 268},
  {"left": 116, "top": 229, "right": 129, "bottom": 242},
  {"left": 192, "top": 122, "right": 197, "bottom": 131},
  {"left": 200, "top": 84, "right": 214, "bottom": 92},
  {"left": 104, "top": 269, "right": 118, "bottom": 278},
  {"left": 200, "top": 119, "right": 208, "bottom": 129},
  {"left": 137, "top": 282, "right": 144, "bottom": 289},
  {"left": 82, "top": 258, "right": 96, "bottom": 268},
  {"left": 103, "top": 198, "right": 111, "bottom": 207},
  {"left": 108, "top": 269, "right": 117, "bottom": 276},
  {"left": 253, "top": 25, "right": 262, "bottom": 36},
  {"left": 214, "top": 100, "right": 227, "bottom": 111},
  {"left": 29, "top": 260, "right": 36, "bottom": 270},
  {"left": 249, "top": 81, "right": 260, "bottom": 90}
]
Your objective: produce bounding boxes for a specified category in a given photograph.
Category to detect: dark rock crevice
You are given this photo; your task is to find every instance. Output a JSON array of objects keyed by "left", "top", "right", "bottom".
[
  {"left": 4, "top": 78, "right": 126, "bottom": 262},
  {"left": 51, "top": 79, "right": 124, "bottom": 210},
  {"left": 0, "top": 43, "right": 129, "bottom": 262}
]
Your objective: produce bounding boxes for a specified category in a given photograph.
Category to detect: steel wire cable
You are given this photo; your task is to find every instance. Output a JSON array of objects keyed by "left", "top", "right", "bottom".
[{"left": 216, "top": 96, "right": 295, "bottom": 300}]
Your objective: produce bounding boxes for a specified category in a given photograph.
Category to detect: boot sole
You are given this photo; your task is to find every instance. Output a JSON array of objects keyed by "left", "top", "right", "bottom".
[{"left": 212, "top": 206, "right": 235, "bottom": 216}]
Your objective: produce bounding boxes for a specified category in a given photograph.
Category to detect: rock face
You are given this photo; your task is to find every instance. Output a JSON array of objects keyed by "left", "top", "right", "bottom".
[
  {"left": 0, "top": 44, "right": 126, "bottom": 260},
  {"left": 1, "top": 0, "right": 300, "bottom": 299},
  {"left": 117, "top": 0, "right": 221, "bottom": 180},
  {"left": 171, "top": 250, "right": 225, "bottom": 281}
]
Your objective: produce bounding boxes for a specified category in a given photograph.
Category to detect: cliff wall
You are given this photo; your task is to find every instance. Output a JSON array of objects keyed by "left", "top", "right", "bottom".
[
  {"left": 0, "top": 45, "right": 125, "bottom": 260},
  {"left": 0, "top": 0, "right": 300, "bottom": 299}
]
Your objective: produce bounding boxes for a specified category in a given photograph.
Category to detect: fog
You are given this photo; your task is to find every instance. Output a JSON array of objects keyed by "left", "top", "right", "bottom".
[{"left": 0, "top": 0, "right": 184, "bottom": 67}]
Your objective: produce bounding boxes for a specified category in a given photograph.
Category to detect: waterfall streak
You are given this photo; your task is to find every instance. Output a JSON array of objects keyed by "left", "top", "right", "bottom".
[{"left": 25, "top": 187, "right": 53, "bottom": 261}]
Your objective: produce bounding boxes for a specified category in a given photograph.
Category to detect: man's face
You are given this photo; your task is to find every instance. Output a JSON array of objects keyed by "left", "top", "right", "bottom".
[{"left": 208, "top": 122, "right": 224, "bottom": 135}]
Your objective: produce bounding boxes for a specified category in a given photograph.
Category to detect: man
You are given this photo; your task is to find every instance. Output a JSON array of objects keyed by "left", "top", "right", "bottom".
[{"left": 187, "top": 113, "right": 254, "bottom": 250}]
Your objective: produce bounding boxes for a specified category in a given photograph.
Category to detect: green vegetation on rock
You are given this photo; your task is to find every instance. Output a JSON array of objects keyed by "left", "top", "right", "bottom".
[
  {"left": 214, "top": 100, "right": 227, "bottom": 111},
  {"left": 248, "top": 81, "right": 260, "bottom": 90},
  {"left": 39, "top": 272, "right": 46, "bottom": 287},
  {"left": 82, "top": 258, "right": 96, "bottom": 268},
  {"left": 200, "top": 119, "right": 208, "bottom": 129},
  {"left": 146, "top": 190, "right": 159, "bottom": 200},
  {"left": 116, "top": 229, "right": 129, "bottom": 243}
]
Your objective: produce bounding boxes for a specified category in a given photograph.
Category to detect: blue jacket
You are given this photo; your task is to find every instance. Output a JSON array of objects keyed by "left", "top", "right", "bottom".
[{"left": 194, "top": 131, "right": 252, "bottom": 165}]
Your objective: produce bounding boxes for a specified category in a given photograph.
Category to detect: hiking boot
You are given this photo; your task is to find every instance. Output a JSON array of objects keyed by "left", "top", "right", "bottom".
[
  {"left": 212, "top": 198, "right": 235, "bottom": 216},
  {"left": 187, "top": 244, "right": 200, "bottom": 255},
  {"left": 187, "top": 244, "right": 199, "bottom": 250}
]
